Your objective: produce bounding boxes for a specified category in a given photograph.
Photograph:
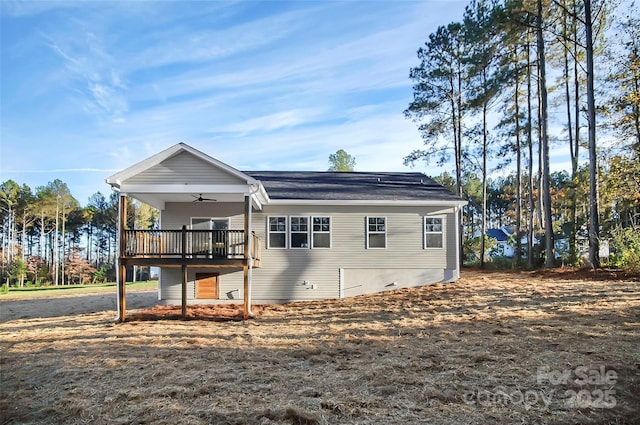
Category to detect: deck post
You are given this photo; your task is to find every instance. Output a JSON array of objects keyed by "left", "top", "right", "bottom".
[
  {"left": 181, "top": 225, "right": 187, "bottom": 318},
  {"left": 117, "top": 194, "right": 128, "bottom": 322},
  {"left": 181, "top": 264, "right": 187, "bottom": 318},
  {"left": 243, "top": 195, "right": 250, "bottom": 320},
  {"left": 118, "top": 264, "right": 126, "bottom": 322}
]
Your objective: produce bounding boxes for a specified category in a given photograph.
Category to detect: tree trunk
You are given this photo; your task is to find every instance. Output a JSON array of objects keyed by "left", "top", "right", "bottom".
[
  {"left": 54, "top": 197, "right": 59, "bottom": 286},
  {"left": 585, "top": 0, "right": 600, "bottom": 268},
  {"left": 527, "top": 36, "right": 535, "bottom": 269},
  {"left": 537, "top": 0, "right": 555, "bottom": 267},
  {"left": 456, "top": 57, "right": 464, "bottom": 268},
  {"left": 563, "top": 0, "right": 578, "bottom": 265},
  {"left": 514, "top": 44, "right": 522, "bottom": 269},
  {"left": 61, "top": 207, "right": 66, "bottom": 285},
  {"left": 480, "top": 101, "right": 488, "bottom": 268}
]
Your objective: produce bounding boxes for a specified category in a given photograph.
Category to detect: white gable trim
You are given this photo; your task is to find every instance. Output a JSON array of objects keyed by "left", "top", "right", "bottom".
[{"left": 106, "top": 142, "right": 258, "bottom": 188}]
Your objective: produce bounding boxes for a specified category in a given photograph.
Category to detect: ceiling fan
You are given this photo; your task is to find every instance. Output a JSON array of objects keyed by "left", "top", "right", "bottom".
[{"left": 192, "top": 194, "right": 217, "bottom": 202}]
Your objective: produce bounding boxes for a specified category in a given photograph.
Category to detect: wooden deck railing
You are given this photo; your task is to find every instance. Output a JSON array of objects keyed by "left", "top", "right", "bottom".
[{"left": 123, "top": 227, "right": 261, "bottom": 263}]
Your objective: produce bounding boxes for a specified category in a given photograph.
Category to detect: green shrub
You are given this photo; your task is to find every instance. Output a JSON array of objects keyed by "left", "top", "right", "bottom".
[
  {"left": 610, "top": 226, "right": 640, "bottom": 274},
  {"left": 0, "top": 283, "right": 8, "bottom": 295}
]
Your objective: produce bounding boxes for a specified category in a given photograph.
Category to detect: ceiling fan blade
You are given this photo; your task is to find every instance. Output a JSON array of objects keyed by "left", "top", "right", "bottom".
[{"left": 192, "top": 194, "right": 216, "bottom": 202}]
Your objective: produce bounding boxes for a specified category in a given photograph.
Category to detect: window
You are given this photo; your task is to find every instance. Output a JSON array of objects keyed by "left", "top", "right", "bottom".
[
  {"left": 190, "top": 218, "right": 229, "bottom": 256},
  {"left": 268, "top": 216, "right": 287, "bottom": 248},
  {"left": 367, "top": 216, "right": 386, "bottom": 249},
  {"left": 424, "top": 217, "right": 444, "bottom": 248},
  {"left": 312, "top": 216, "right": 331, "bottom": 248},
  {"left": 290, "top": 216, "right": 309, "bottom": 248}
]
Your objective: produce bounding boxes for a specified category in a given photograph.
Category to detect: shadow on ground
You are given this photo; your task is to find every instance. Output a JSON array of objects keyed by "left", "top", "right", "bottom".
[{"left": 0, "top": 291, "right": 158, "bottom": 322}]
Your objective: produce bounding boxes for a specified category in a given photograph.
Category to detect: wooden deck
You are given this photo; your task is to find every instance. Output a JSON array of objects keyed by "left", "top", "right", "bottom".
[{"left": 120, "top": 227, "right": 262, "bottom": 268}]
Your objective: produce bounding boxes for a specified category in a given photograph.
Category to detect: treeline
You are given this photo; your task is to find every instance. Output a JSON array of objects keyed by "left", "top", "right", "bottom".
[
  {"left": 0, "top": 179, "right": 157, "bottom": 287},
  {"left": 406, "top": 0, "right": 639, "bottom": 269}
]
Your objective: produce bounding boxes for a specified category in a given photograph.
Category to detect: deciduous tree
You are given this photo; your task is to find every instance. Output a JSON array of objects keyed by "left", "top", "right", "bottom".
[{"left": 328, "top": 149, "right": 356, "bottom": 172}]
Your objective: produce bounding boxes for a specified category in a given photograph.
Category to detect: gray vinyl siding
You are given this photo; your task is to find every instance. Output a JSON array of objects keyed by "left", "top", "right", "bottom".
[
  {"left": 161, "top": 267, "right": 243, "bottom": 301},
  {"left": 160, "top": 202, "right": 246, "bottom": 229},
  {"left": 158, "top": 202, "right": 458, "bottom": 303},
  {"left": 125, "top": 151, "right": 245, "bottom": 185},
  {"left": 249, "top": 204, "right": 456, "bottom": 301}
]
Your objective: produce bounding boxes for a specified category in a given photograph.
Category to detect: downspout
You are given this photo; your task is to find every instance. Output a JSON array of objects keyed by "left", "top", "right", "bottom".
[
  {"left": 247, "top": 182, "right": 267, "bottom": 316},
  {"left": 247, "top": 200, "right": 254, "bottom": 316},
  {"left": 115, "top": 190, "right": 122, "bottom": 322}
]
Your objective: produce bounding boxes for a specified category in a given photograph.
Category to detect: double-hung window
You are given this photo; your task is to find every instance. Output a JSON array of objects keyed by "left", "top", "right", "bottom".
[
  {"left": 290, "top": 216, "right": 310, "bottom": 248},
  {"left": 312, "top": 216, "right": 331, "bottom": 248},
  {"left": 424, "top": 217, "right": 444, "bottom": 249},
  {"left": 367, "top": 216, "right": 386, "bottom": 249},
  {"left": 268, "top": 216, "right": 287, "bottom": 249}
]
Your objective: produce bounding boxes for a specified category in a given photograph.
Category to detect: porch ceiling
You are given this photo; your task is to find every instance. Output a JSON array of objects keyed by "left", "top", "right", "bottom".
[{"left": 129, "top": 192, "right": 246, "bottom": 210}]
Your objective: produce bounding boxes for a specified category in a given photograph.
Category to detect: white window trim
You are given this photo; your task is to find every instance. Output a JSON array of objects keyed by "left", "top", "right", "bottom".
[
  {"left": 424, "top": 216, "right": 446, "bottom": 250},
  {"left": 289, "top": 216, "right": 310, "bottom": 249},
  {"left": 267, "top": 216, "right": 287, "bottom": 249},
  {"left": 366, "top": 216, "right": 387, "bottom": 249},
  {"left": 311, "top": 216, "right": 332, "bottom": 249}
]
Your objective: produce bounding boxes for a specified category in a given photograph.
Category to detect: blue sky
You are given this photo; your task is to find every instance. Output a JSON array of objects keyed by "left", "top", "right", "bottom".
[{"left": 1, "top": 0, "right": 474, "bottom": 205}]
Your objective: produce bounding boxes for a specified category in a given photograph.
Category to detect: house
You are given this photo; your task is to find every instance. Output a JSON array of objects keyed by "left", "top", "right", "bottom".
[
  {"left": 106, "top": 143, "right": 467, "bottom": 321},
  {"left": 486, "top": 228, "right": 515, "bottom": 258}
]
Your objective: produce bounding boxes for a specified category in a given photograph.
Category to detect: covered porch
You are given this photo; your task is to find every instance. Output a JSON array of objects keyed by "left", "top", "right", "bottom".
[
  {"left": 115, "top": 193, "right": 264, "bottom": 322},
  {"left": 106, "top": 143, "right": 269, "bottom": 322}
]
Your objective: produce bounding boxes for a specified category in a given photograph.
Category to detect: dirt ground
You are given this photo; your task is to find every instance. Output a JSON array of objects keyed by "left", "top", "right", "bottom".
[{"left": 0, "top": 268, "right": 638, "bottom": 425}]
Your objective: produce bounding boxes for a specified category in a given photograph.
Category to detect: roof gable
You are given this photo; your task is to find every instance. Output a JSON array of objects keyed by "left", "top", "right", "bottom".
[
  {"left": 124, "top": 151, "right": 247, "bottom": 186},
  {"left": 106, "top": 143, "right": 256, "bottom": 188}
]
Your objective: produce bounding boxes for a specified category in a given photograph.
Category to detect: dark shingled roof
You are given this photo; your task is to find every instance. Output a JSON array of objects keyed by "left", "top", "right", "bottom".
[
  {"left": 244, "top": 171, "right": 464, "bottom": 202},
  {"left": 487, "top": 229, "right": 510, "bottom": 241}
]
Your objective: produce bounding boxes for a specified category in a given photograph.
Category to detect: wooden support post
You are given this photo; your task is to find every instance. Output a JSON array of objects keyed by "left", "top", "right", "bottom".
[
  {"left": 181, "top": 225, "right": 187, "bottom": 319},
  {"left": 118, "top": 194, "right": 128, "bottom": 322},
  {"left": 243, "top": 263, "right": 249, "bottom": 320},
  {"left": 118, "top": 264, "right": 126, "bottom": 322},
  {"left": 243, "top": 195, "right": 250, "bottom": 320},
  {"left": 181, "top": 264, "right": 187, "bottom": 319}
]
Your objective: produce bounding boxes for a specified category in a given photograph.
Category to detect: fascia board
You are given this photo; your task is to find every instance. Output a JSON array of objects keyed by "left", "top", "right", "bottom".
[
  {"left": 266, "top": 199, "right": 469, "bottom": 207},
  {"left": 118, "top": 184, "right": 253, "bottom": 194}
]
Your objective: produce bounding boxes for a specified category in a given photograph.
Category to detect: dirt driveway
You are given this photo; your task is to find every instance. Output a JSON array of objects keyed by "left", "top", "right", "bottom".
[{"left": 0, "top": 290, "right": 158, "bottom": 322}]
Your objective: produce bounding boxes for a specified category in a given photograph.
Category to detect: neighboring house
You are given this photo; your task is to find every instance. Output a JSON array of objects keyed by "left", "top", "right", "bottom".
[
  {"left": 106, "top": 143, "right": 467, "bottom": 320},
  {"left": 486, "top": 228, "right": 515, "bottom": 258}
]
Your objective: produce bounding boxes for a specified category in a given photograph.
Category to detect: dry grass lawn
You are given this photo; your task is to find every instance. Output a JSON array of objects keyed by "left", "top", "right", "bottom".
[{"left": 1, "top": 268, "right": 639, "bottom": 424}]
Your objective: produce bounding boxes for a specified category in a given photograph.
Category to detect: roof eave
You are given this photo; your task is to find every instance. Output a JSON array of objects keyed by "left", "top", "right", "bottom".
[{"left": 266, "top": 199, "right": 468, "bottom": 207}]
